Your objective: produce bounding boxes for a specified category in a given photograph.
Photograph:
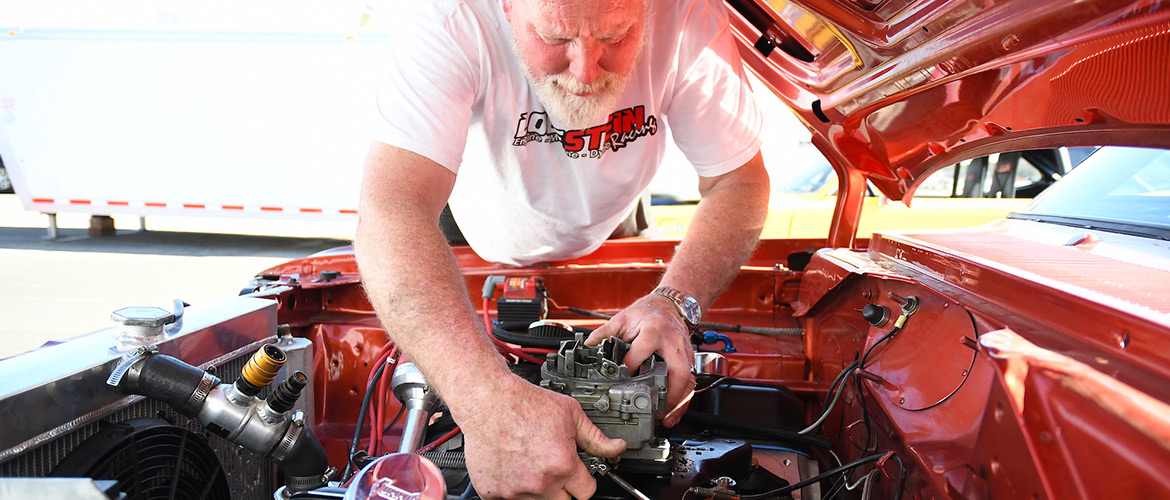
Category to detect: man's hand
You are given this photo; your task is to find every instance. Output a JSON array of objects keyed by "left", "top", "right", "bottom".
[
  {"left": 457, "top": 377, "right": 627, "bottom": 499},
  {"left": 585, "top": 294, "right": 697, "bottom": 427}
]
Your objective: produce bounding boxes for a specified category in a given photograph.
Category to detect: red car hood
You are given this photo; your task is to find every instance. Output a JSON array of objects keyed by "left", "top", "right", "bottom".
[{"left": 726, "top": 0, "right": 1170, "bottom": 244}]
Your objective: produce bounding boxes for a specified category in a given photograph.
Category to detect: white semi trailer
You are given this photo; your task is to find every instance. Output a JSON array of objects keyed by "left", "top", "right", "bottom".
[{"left": 0, "top": 1, "right": 393, "bottom": 234}]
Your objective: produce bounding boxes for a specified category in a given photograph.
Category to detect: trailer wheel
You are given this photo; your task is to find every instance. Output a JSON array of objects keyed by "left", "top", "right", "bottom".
[{"left": 0, "top": 156, "right": 12, "bottom": 193}]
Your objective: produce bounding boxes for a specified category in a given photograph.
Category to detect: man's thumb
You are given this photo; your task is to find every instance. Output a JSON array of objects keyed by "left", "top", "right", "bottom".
[{"left": 575, "top": 412, "right": 627, "bottom": 458}]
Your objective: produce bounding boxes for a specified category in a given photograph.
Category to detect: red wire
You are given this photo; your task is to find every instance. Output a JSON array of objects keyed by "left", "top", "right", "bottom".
[
  {"left": 373, "top": 349, "right": 397, "bottom": 455},
  {"left": 366, "top": 343, "right": 398, "bottom": 456},
  {"left": 416, "top": 427, "right": 461, "bottom": 453},
  {"left": 482, "top": 297, "right": 546, "bottom": 364}
]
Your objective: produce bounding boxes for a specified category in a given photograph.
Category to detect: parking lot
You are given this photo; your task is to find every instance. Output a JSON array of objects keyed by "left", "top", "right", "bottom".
[{"left": 0, "top": 194, "right": 356, "bottom": 359}]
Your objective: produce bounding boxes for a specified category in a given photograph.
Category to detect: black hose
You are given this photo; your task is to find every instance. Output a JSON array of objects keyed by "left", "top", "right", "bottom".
[
  {"left": 565, "top": 307, "right": 802, "bottom": 336},
  {"left": 680, "top": 411, "right": 832, "bottom": 449},
  {"left": 119, "top": 355, "right": 216, "bottom": 416},
  {"left": 458, "top": 481, "right": 477, "bottom": 499},
  {"left": 279, "top": 426, "right": 330, "bottom": 493},
  {"left": 491, "top": 325, "right": 575, "bottom": 350}
]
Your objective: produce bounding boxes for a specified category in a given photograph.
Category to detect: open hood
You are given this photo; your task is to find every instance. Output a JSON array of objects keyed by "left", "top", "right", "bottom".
[{"left": 725, "top": 0, "right": 1170, "bottom": 243}]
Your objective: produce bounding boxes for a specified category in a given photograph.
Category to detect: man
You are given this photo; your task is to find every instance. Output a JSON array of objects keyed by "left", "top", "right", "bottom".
[{"left": 354, "top": 0, "right": 769, "bottom": 497}]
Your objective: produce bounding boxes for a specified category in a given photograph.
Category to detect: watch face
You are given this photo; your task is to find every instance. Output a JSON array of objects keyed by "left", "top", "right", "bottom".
[
  {"left": 681, "top": 297, "right": 701, "bottom": 325},
  {"left": 653, "top": 287, "right": 701, "bottom": 326}
]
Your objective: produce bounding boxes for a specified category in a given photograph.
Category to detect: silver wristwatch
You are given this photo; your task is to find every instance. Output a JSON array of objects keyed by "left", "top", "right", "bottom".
[{"left": 652, "top": 286, "right": 701, "bottom": 328}]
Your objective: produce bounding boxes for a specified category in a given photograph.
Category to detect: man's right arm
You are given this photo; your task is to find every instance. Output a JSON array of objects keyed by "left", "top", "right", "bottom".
[{"left": 353, "top": 142, "right": 625, "bottom": 499}]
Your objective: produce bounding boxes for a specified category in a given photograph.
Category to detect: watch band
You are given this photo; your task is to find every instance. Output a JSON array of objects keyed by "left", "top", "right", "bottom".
[{"left": 652, "top": 286, "right": 702, "bottom": 327}]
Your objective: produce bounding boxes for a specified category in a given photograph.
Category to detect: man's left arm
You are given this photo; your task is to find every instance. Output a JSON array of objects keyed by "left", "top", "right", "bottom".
[{"left": 587, "top": 150, "right": 769, "bottom": 426}]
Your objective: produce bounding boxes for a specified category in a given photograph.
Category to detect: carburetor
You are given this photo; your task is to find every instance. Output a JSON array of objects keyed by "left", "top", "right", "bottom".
[{"left": 540, "top": 331, "right": 670, "bottom": 469}]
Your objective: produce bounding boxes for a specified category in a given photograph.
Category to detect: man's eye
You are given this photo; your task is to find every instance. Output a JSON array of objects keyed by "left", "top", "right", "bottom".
[
  {"left": 601, "top": 32, "right": 629, "bottom": 45},
  {"left": 540, "top": 35, "right": 570, "bottom": 45}
]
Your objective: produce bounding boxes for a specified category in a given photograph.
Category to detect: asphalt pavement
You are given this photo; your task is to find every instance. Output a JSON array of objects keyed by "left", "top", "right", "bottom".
[{"left": 0, "top": 194, "right": 356, "bottom": 359}]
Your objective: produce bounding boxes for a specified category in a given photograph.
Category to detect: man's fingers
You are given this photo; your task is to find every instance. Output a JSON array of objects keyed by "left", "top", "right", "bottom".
[
  {"left": 584, "top": 322, "right": 612, "bottom": 346},
  {"left": 622, "top": 336, "right": 657, "bottom": 373},
  {"left": 563, "top": 463, "right": 599, "bottom": 500}
]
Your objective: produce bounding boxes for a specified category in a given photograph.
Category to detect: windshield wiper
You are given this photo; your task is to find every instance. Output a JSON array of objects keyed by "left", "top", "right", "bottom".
[{"left": 1007, "top": 213, "right": 1170, "bottom": 241}]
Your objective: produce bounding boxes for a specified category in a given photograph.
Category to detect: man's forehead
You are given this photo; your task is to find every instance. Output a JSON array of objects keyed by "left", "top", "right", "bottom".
[{"left": 520, "top": 0, "right": 646, "bottom": 33}]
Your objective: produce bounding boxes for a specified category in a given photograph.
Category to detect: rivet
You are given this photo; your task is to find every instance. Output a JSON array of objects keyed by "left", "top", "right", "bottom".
[
  {"left": 1114, "top": 331, "right": 1131, "bottom": 349},
  {"left": 1001, "top": 34, "right": 1020, "bottom": 51}
]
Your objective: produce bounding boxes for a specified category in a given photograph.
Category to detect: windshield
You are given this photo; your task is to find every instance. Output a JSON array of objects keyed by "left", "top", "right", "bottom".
[
  {"left": 775, "top": 160, "right": 834, "bottom": 194},
  {"left": 1010, "top": 147, "right": 1170, "bottom": 239}
]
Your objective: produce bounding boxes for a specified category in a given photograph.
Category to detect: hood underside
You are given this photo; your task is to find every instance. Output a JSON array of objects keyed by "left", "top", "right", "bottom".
[{"left": 726, "top": 0, "right": 1170, "bottom": 202}]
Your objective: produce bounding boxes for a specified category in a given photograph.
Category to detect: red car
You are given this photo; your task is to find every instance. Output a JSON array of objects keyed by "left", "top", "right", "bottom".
[{"left": 1, "top": 0, "right": 1168, "bottom": 499}]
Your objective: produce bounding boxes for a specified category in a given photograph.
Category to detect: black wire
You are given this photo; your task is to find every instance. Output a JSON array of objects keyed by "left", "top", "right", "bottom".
[
  {"left": 820, "top": 360, "right": 859, "bottom": 415},
  {"left": 383, "top": 401, "right": 408, "bottom": 433},
  {"left": 822, "top": 473, "right": 848, "bottom": 500},
  {"left": 891, "top": 453, "right": 907, "bottom": 500},
  {"left": 458, "top": 481, "right": 476, "bottom": 499},
  {"left": 856, "top": 325, "right": 900, "bottom": 453},
  {"left": 859, "top": 326, "right": 900, "bottom": 369},
  {"left": 341, "top": 358, "right": 390, "bottom": 483},
  {"left": 739, "top": 453, "right": 886, "bottom": 500}
]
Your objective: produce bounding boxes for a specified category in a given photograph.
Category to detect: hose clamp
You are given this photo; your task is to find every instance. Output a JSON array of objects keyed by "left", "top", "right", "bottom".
[
  {"left": 182, "top": 371, "right": 219, "bottom": 415},
  {"left": 106, "top": 345, "right": 158, "bottom": 387},
  {"left": 269, "top": 410, "right": 303, "bottom": 463}
]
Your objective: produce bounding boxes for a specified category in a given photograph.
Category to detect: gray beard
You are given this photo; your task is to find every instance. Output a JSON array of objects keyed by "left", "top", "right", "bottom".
[
  {"left": 525, "top": 70, "right": 630, "bottom": 129},
  {"left": 510, "top": 29, "right": 643, "bottom": 129}
]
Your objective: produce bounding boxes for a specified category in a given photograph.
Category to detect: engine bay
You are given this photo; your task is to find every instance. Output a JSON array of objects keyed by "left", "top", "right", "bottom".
[
  {"left": 236, "top": 240, "right": 928, "bottom": 499},
  {"left": 4, "top": 236, "right": 1164, "bottom": 499}
]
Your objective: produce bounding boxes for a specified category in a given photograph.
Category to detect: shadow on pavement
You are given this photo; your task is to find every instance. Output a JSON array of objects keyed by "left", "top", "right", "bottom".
[{"left": 0, "top": 227, "right": 352, "bottom": 258}]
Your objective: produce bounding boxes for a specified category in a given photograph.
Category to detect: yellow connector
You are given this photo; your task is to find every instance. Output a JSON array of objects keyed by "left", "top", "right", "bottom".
[{"left": 241, "top": 344, "right": 287, "bottom": 389}]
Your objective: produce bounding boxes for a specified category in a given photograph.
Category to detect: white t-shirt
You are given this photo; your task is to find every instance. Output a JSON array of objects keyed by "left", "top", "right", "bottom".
[{"left": 372, "top": 0, "right": 763, "bottom": 266}]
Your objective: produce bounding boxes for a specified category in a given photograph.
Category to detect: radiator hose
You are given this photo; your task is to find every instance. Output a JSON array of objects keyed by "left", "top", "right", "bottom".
[{"left": 110, "top": 345, "right": 330, "bottom": 494}]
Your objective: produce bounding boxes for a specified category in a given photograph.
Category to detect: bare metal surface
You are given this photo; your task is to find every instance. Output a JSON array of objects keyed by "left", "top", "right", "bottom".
[
  {"left": 196, "top": 385, "right": 290, "bottom": 455},
  {"left": 0, "top": 296, "right": 277, "bottom": 461},
  {"left": 541, "top": 336, "right": 668, "bottom": 458},
  {"left": 392, "top": 363, "right": 438, "bottom": 453}
]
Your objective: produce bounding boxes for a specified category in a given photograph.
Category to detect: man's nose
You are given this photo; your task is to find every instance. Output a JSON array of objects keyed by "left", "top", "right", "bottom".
[{"left": 568, "top": 39, "right": 604, "bottom": 86}]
